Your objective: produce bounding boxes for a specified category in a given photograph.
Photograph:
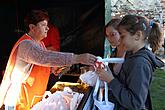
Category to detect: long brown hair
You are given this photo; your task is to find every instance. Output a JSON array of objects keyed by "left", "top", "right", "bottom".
[
  {"left": 104, "top": 18, "right": 121, "bottom": 36},
  {"left": 118, "top": 15, "right": 163, "bottom": 52}
]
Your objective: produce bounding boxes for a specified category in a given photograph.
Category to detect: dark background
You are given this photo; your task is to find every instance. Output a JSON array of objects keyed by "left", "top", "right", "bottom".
[{"left": 0, "top": 0, "right": 105, "bottom": 81}]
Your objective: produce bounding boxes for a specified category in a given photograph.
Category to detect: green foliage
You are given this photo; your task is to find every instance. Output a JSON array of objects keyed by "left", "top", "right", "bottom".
[{"left": 151, "top": 69, "right": 165, "bottom": 110}]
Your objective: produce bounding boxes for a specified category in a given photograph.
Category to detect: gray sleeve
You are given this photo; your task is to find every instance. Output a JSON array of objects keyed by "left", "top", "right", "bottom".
[
  {"left": 109, "top": 58, "right": 151, "bottom": 110},
  {"left": 17, "top": 40, "right": 74, "bottom": 67}
]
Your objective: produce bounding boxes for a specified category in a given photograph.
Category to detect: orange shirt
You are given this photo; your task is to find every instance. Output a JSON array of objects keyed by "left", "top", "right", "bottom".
[
  {"left": 1, "top": 33, "right": 73, "bottom": 110},
  {"left": 0, "top": 35, "right": 50, "bottom": 110}
]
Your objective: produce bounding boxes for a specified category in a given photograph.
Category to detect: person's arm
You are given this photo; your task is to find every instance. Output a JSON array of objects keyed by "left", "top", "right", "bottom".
[
  {"left": 109, "top": 58, "right": 151, "bottom": 110},
  {"left": 17, "top": 40, "right": 96, "bottom": 67}
]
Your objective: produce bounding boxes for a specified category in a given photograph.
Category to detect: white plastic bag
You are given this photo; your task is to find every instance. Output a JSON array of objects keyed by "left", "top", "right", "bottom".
[
  {"left": 93, "top": 77, "right": 114, "bottom": 110},
  {"left": 79, "top": 71, "right": 98, "bottom": 86},
  {"left": 79, "top": 56, "right": 109, "bottom": 87},
  {"left": 31, "top": 87, "right": 84, "bottom": 110},
  {"left": 31, "top": 91, "right": 70, "bottom": 110}
]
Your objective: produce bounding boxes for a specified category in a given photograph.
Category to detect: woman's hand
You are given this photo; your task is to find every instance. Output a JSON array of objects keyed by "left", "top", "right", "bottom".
[
  {"left": 96, "top": 65, "right": 114, "bottom": 83},
  {"left": 74, "top": 53, "right": 97, "bottom": 66}
]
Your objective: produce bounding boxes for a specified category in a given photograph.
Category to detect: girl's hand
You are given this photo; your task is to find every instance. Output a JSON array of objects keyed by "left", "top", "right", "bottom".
[{"left": 96, "top": 65, "right": 114, "bottom": 83}]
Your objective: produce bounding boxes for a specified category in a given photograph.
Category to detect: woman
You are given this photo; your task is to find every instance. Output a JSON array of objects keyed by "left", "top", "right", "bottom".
[
  {"left": 0, "top": 10, "right": 96, "bottom": 110},
  {"left": 97, "top": 15, "right": 164, "bottom": 110},
  {"left": 104, "top": 18, "right": 126, "bottom": 75}
]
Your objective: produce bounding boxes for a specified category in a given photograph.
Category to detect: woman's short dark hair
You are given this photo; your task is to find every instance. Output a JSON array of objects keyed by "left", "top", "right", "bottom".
[{"left": 24, "top": 10, "right": 49, "bottom": 32}]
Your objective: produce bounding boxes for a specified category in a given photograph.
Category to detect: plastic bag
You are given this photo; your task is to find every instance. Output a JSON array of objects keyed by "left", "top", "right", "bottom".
[
  {"left": 79, "top": 71, "right": 98, "bottom": 86},
  {"left": 93, "top": 77, "right": 114, "bottom": 110},
  {"left": 31, "top": 87, "right": 84, "bottom": 110},
  {"left": 79, "top": 56, "right": 107, "bottom": 87}
]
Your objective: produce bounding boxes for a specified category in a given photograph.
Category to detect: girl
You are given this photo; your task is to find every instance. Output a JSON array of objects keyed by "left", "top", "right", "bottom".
[
  {"left": 104, "top": 18, "right": 126, "bottom": 75},
  {"left": 97, "top": 15, "right": 164, "bottom": 110}
]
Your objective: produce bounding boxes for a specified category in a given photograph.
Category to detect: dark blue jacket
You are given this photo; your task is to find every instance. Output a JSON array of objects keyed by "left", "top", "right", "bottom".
[{"left": 109, "top": 47, "right": 164, "bottom": 110}]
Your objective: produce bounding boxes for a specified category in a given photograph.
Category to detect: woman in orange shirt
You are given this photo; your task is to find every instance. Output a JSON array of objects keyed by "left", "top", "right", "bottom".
[{"left": 0, "top": 10, "right": 96, "bottom": 110}]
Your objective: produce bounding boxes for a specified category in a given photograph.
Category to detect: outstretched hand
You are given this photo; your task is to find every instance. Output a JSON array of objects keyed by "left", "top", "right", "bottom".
[{"left": 75, "top": 53, "right": 97, "bottom": 66}]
